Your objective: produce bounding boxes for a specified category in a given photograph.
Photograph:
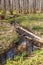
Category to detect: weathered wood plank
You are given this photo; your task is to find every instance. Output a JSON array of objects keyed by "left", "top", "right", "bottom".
[{"left": 16, "top": 25, "right": 43, "bottom": 45}]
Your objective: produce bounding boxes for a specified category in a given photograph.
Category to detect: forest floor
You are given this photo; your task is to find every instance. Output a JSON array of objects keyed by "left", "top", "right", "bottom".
[
  {"left": 3, "top": 13, "right": 43, "bottom": 38},
  {"left": 0, "top": 13, "right": 43, "bottom": 65},
  {"left": 0, "top": 22, "right": 18, "bottom": 54},
  {"left": 5, "top": 49, "right": 43, "bottom": 65},
  {"left": 14, "top": 14, "right": 43, "bottom": 38}
]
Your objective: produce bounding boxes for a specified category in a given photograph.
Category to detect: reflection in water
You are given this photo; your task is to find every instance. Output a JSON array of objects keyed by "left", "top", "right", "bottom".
[
  {"left": 6, "top": 48, "right": 16, "bottom": 59},
  {"left": 0, "top": 48, "right": 17, "bottom": 65},
  {"left": 0, "top": 40, "right": 38, "bottom": 65},
  {"left": 0, "top": 53, "right": 6, "bottom": 65}
]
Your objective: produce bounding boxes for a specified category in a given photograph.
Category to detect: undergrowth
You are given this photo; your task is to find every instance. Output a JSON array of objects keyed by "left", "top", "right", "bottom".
[{"left": 5, "top": 49, "right": 43, "bottom": 65}]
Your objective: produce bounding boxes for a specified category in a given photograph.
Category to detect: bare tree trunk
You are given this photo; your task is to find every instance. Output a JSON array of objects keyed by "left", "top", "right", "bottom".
[
  {"left": 9, "top": 0, "right": 13, "bottom": 15},
  {"left": 0, "top": 0, "right": 1, "bottom": 10},
  {"left": 33, "top": 0, "right": 36, "bottom": 13},
  {"left": 27, "top": 0, "right": 29, "bottom": 13},
  {"left": 18, "top": 0, "right": 20, "bottom": 13},
  {"left": 41, "top": 0, "right": 43, "bottom": 12},
  {"left": 3, "top": 0, "right": 6, "bottom": 14}
]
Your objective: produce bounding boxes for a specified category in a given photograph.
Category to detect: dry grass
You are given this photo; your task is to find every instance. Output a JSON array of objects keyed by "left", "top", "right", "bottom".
[
  {"left": 0, "top": 22, "right": 18, "bottom": 54},
  {"left": 14, "top": 14, "right": 43, "bottom": 38}
]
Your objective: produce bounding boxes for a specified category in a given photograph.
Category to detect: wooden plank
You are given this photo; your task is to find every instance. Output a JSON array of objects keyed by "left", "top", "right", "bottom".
[{"left": 17, "top": 26, "right": 43, "bottom": 43}]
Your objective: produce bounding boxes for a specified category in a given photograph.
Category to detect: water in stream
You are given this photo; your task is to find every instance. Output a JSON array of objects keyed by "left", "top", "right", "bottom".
[{"left": 0, "top": 40, "right": 38, "bottom": 65}]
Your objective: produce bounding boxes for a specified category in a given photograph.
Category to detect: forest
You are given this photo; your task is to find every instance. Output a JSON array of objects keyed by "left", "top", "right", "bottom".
[
  {"left": 0, "top": 0, "right": 43, "bottom": 14},
  {"left": 0, "top": 0, "right": 43, "bottom": 65}
]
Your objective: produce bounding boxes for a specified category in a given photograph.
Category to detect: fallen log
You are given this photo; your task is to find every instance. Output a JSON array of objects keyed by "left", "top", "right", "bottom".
[{"left": 16, "top": 26, "right": 43, "bottom": 48}]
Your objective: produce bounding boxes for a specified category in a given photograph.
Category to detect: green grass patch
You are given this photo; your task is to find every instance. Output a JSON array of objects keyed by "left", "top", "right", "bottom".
[
  {"left": 5, "top": 49, "right": 43, "bottom": 65},
  {"left": 1, "top": 14, "right": 43, "bottom": 37},
  {"left": 32, "top": 26, "right": 43, "bottom": 31}
]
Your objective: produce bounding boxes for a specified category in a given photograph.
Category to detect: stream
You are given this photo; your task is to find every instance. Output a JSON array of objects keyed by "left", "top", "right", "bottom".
[{"left": 0, "top": 39, "right": 38, "bottom": 65}]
